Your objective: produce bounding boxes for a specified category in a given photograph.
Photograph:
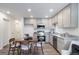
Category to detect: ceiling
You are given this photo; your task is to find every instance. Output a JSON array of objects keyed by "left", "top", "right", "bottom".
[{"left": 0, "top": 3, "right": 69, "bottom": 19}]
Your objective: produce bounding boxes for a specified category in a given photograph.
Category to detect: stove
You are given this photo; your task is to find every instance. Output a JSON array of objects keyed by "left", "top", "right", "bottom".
[{"left": 37, "top": 31, "right": 45, "bottom": 41}]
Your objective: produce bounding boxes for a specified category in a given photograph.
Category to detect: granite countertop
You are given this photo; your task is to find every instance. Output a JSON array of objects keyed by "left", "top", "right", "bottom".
[
  {"left": 52, "top": 34, "right": 79, "bottom": 41},
  {"left": 52, "top": 34, "right": 64, "bottom": 39}
]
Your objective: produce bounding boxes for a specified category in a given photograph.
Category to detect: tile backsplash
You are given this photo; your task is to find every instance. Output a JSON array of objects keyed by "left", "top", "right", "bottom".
[{"left": 55, "top": 26, "right": 79, "bottom": 36}]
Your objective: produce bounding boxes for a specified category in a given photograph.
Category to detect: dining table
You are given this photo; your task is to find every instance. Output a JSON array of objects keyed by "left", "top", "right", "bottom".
[{"left": 15, "top": 37, "right": 38, "bottom": 55}]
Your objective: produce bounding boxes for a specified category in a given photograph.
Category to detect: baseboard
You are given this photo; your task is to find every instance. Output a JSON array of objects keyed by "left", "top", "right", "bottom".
[
  {"left": 3, "top": 44, "right": 8, "bottom": 48},
  {"left": 0, "top": 47, "right": 3, "bottom": 50},
  {"left": 0, "top": 44, "right": 8, "bottom": 50}
]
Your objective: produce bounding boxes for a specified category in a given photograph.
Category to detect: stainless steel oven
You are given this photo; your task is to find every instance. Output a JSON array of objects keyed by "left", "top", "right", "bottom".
[
  {"left": 37, "top": 31, "right": 45, "bottom": 41},
  {"left": 37, "top": 25, "right": 45, "bottom": 28}
]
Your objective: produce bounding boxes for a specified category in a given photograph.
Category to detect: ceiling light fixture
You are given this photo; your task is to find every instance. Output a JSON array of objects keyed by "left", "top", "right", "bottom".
[
  {"left": 6, "top": 11, "right": 11, "bottom": 14},
  {"left": 49, "top": 9, "right": 53, "bottom": 12},
  {"left": 45, "top": 16, "right": 48, "bottom": 18},
  {"left": 27, "top": 8, "right": 31, "bottom": 12},
  {"left": 30, "top": 15, "right": 33, "bottom": 18},
  {"left": 15, "top": 20, "right": 19, "bottom": 24}
]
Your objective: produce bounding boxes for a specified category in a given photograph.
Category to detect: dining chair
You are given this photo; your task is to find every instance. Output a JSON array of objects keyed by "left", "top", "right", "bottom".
[
  {"left": 33, "top": 36, "right": 44, "bottom": 55},
  {"left": 20, "top": 40, "right": 32, "bottom": 55},
  {"left": 8, "top": 38, "right": 15, "bottom": 55},
  {"left": 14, "top": 41, "right": 21, "bottom": 55},
  {"left": 8, "top": 38, "right": 21, "bottom": 55}
]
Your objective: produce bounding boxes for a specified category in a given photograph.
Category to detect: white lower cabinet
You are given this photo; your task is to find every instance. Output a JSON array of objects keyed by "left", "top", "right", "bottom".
[
  {"left": 45, "top": 32, "right": 50, "bottom": 43},
  {"left": 50, "top": 35, "right": 53, "bottom": 45},
  {"left": 57, "top": 38, "right": 65, "bottom": 53},
  {"left": 49, "top": 35, "right": 53, "bottom": 45}
]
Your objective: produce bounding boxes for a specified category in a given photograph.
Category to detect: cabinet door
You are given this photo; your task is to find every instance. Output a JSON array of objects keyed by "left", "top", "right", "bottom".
[
  {"left": 37, "top": 19, "right": 43, "bottom": 24},
  {"left": 58, "top": 11, "right": 63, "bottom": 27},
  {"left": 70, "top": 4, "right": 78, "bottom": 28},
  {"left": 54, "top": 15, "right": 58, "bottom": 24},
  {"left": 57, "top": 38, "right": 64, "bottom": 53},
  {"left": 52, "top": 16, "right": 58, "bottom": 24},
  {"left": 48, "top": 19, "right": 52, "bottom": 27},
  {"left": 52, "top": 17, "right": 55, "bottom": 24},
  {"left": 30, "top": 19, "right": 34, "bottom": 24},
  {"left": 49, "top": 35, "right": 53, "bottom": 45},
  {"left": 42, "top": 19, "right": 48, "bottom": 28},
  {"left": 62, "top": 6, "right": 70, "bottom": 28},
  {"left": 57, "top": 38, "right": 61, "bottom": 53},
  {"left": 62, "top": 4, "right": 78, "bottom": 28},
  {"left": 63, "top": 7, "right": 70, "bottom": 27}
]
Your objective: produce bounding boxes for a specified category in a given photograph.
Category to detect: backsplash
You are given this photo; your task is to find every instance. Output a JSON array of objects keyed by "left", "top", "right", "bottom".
[{"left": 55, "top": 26, "right": 79, "bottom": 36}]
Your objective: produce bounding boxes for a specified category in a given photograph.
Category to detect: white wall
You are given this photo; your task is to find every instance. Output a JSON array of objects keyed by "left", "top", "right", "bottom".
[
  {"left": 24, "top": 24, "right": 34, "bottom": 37},
  {"left": 0, "top": 12, "right": 10, "bottom": 49},
  {"left": 14, "top": 18, "right": 24, "bottom": 40},
  {"left": 0, "top": 12, "right": 24, "bottom": 49}
]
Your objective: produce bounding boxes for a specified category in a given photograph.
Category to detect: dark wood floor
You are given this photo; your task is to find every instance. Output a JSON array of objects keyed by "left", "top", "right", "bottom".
[{"left": 0, "top": 43, "right": 59, "bottom": 55}]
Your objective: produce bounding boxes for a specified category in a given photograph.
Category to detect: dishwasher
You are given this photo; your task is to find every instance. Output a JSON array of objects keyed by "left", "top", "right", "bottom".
[{"left": 53, "top": 36, "right": 57, "bottom": 49}]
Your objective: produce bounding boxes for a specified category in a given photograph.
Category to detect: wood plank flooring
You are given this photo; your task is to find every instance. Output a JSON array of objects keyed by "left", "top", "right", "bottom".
[{"left": 0, "top": 43, "right": 59, "bottom": 55}]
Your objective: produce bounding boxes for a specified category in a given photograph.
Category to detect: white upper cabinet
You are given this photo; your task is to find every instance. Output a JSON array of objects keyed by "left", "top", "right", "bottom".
[
  {"left": 51, "top": 17, "right": 55, "bottom": 24},
  {"left": 48, "top": 19, "right": 52, "bottom": 27},
  {"left": 36, "top": 19, "right": 49, "bottom": 28},
  {"left": 52, "top": 15, "right": 58, "bottom": 24},
  {"left": 24, "top": 19, "right": 37, "bottom": 28},
  {"left": 54, "top": 15, "right": 58, "bottom": 24},
  {"left": 58, "top": 11, "right": 63, "bottom": 27},
  {"left": 24, "top": 19, "right": 34, "bottom": 25},
  {"left": 42, "top": 19, "right": 48, "bottom": 28},
  {"left": 62, "top": 6, "right": 71, "bottom": 28},
  {"left": 36, "top": 19, "right": 42, "bottom": 24},
  {"left": 70, "top": 4, "right": 78, "bottom": 28},
  {"left": 57, "top": 4, "right": 78, "bottom": 28}
]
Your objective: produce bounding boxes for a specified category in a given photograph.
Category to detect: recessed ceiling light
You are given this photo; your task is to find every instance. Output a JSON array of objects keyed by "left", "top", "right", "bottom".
[
  {"left": 27, "top": 8, "right": 31, "bottom": 12},
  {"left": 30, "top": 15, "right": 33, "bottom": 18},
  {"left": 15, "top": 20, "right": 19, "bottom": 24},
  {"left": 45, "top": 16, "right": 48, "bottom": 18},
  {"left": 49, "top": 9, "right": 53, "bottom": 12},
  {"left": 6, "top": 11, "right": 11, "bottom": 14}
]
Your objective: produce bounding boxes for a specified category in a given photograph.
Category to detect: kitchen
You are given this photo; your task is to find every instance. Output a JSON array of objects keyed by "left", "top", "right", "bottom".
[
  {"left": 23, "top": 3, "right": 79, "bottom": 55},
  {"left": 0, "top": 3, "right": 79, "bottom": 55}
]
